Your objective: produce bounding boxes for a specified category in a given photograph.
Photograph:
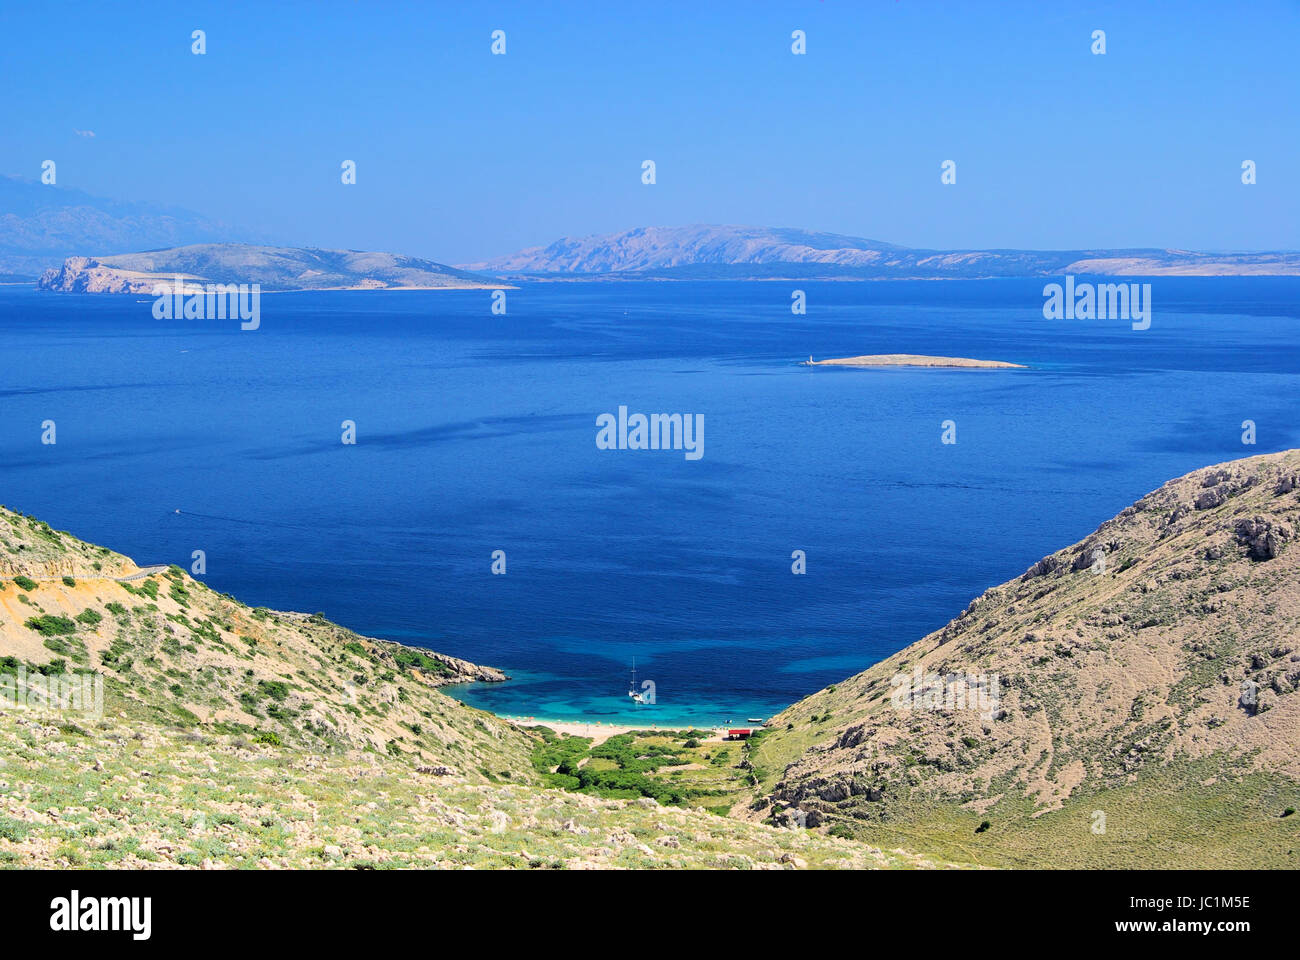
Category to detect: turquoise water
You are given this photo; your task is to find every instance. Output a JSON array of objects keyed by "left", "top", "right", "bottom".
[{"left": 2, "top": 278, "right": 1298, "bottom": 726}]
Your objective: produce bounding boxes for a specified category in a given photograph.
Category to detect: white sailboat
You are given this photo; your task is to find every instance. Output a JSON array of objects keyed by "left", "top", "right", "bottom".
[{"left": 628, "top": 658, "right": 649, "bottom": 705}]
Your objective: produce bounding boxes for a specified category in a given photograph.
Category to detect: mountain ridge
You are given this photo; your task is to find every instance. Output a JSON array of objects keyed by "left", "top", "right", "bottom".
[{"left": 462, "top": 224, "right": 1300, "bottom": 279}]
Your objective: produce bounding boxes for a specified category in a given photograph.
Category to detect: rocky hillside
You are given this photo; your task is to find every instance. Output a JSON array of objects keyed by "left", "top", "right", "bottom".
[
  {"left": 37, "top": 244, "right": 498, "bottom": 293},
  {"left": 463, "top": 224, "right": 1300, "bottom": 279},
  {"left": 742, "top": 450, "right": 1300, "bottom": 868},
  {"left": 0, "top": 506, "right": 940, "bottom": 869},
  {"left": 0, "top": 506, "right": 522, "bottom": 767}
]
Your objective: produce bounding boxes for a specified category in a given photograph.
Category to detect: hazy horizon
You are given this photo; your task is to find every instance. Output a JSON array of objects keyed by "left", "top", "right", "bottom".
[{"left": 3, "top": 0, "right": 1298, "bottom": 263}]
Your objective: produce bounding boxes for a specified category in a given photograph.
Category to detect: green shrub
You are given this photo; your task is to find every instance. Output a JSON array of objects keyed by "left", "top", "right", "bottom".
[
  {"left": 75, "top": 608, "right": 103, "bottom": 627},
  {"left": 121, "top": 579, "right": 159, "bottom": 600},
  {"left": 392, "top": 649, "right": 451, "bottom": 674},
  {"left": 61, "top": 576, "right": 76, "bottom": 587},
  {"left": 24, "top": 615, "right": 76, "bottom": 636},
  {"left": 257, "top": 680, "right": 289, "bottom": 701},
  {"left": 13, "top": 576, "right": 37, "bottom": 591}
]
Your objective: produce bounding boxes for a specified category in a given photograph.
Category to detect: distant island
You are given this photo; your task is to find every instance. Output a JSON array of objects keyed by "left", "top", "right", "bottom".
[
  {"left": 802, "top": 353, "right": 1026, "bottom": 369},
  {"left": 462, "top": 224, "right": 1300, "bottom": 281},
  {"left": 36, "top": 244, "right": 503, "bottom": 294}
]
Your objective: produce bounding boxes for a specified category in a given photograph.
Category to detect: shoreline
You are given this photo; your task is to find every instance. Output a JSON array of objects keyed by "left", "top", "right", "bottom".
[{"left": 504, "top": 716, "right": 754, "bottom": 745}]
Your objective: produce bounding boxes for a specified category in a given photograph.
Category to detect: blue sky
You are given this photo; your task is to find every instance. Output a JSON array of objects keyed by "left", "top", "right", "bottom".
[{"left": 2, "top": 0, "right": 1297, "bottom": 261}]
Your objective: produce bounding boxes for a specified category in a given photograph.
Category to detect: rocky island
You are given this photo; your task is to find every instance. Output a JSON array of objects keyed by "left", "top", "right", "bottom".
[
  {"left": 801, "top": 353, "right": 1027, "bottom": 369},
  {"left": 37, "top": 243, "right": 503, "bottom": 294}
]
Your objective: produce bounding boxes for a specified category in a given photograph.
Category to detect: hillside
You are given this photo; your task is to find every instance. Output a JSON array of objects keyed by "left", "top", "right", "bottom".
[
  {"left": 740, "top": 450, "right": 1300, "bottom": 867},
  {"left": 0, "top": 506, "right": 939, "bottom": 869},
  {"left": 37, "top": 244, "right": 498, "bottom": 293},
  {"left": 462, "top": 224, "right": 1300, "bottom": 279}
]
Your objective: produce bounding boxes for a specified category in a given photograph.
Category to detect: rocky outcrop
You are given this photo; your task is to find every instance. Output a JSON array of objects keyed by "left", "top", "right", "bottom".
[
  {"left": 1235, "top": 516, "right": 1289, "bottom": 560},
  {"left": 38, "top": 257, "right": 164, "bottom": 294},
  {"left": 427, "top": 652, "right": 508, "bottom": 684}
]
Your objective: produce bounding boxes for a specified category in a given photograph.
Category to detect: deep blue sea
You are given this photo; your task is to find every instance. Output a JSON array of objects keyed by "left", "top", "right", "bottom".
[{"left": 2, "top": 278, "right": 1298, "bottom": 726}]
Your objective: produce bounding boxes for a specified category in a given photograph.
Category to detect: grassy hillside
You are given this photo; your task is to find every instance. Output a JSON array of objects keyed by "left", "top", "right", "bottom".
[
  {"left": 741, "top": 450, "right": 1300, "bottom": 868},
  {"left": 0, "top": 506, "right": 943, "bottom": 869}
]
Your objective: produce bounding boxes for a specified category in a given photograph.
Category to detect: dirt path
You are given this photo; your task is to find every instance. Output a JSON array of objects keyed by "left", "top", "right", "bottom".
[
  {"left": 8, "top": 564, "right": 168, "bottom": 583},
  {"left": 114, "top": 565, "right": 169, "bottom": 582}
]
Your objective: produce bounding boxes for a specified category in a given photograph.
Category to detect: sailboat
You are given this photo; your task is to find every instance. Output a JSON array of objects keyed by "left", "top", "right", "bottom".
[{"left": 628, "top": 658, "right": 649, "bottom": 705}]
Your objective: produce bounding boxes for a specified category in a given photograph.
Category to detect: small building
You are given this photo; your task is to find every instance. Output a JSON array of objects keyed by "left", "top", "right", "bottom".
[{"left": 727, "top": 728, "right": 753, "bottom": 740}]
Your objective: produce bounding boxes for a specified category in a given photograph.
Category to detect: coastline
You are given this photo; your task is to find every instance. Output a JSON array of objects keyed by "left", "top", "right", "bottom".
[{"left": 504, "top": 716, "right": 735, "bottom": 744}]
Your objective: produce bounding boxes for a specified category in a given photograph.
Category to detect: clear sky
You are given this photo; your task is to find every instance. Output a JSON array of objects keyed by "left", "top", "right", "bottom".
[{"left": 2, "top": 0, "right": 1297, "bottom": 261}]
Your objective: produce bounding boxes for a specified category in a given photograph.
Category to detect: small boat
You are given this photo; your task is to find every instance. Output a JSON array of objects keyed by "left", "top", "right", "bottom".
[
  {"left": 747, "top": 718, "right": 766, "bottom": 725},
  {"left": 628, "top": 658, "right": 649, "bottom": 705}
]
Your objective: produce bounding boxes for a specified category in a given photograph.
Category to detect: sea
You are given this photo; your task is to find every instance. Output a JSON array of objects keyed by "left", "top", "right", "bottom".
[{"left": 2, "top": 277, "right": 1297, "bottom": 726}]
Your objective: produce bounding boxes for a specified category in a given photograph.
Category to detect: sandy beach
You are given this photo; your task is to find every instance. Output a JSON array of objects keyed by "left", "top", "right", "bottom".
[{"left": 506, "top": 717, "right": 732, "bottom": 745}]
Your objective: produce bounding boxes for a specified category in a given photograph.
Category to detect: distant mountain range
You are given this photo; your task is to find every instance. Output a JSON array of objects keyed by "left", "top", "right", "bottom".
[
  {"left": 462, "top": 224, "right": 1300, "bottom": 279},
  {"left": 37, "top": 245, "right": 496, "bottom": 293},
  {"left": 8, "top": 173, "right": 1298, "bottom": 286},
  {"left": 0, "top": 174, "right": 255, "bottom": 280}
]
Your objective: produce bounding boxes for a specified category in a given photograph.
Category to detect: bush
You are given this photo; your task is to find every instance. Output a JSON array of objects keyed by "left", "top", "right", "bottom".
[
  {"left": 61, "top": 576, "right": 76, "bottom": 587},
  {"left": 24, "top": 615, "right": 76, "bottom": 636},
  {"left": 75, "top": 608, "right": 103, "bottom": 627},
  {"left": 393, "top": 649, "right": 451, "bottom": 674},
  {"left": 121, "top": 579, "right": 159, "bottom": 600},
  {"left": 252, "top": 731, "right": 282, "bottom": 746},
  {"left": 975, "top": 820, "right": 991, "bottom": 834},
  {"left": 13, "top": 576, "right": 37, "bottom": 591},
  {"left": 257, "top": 680, "right": 290, "bottom": 701}
]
